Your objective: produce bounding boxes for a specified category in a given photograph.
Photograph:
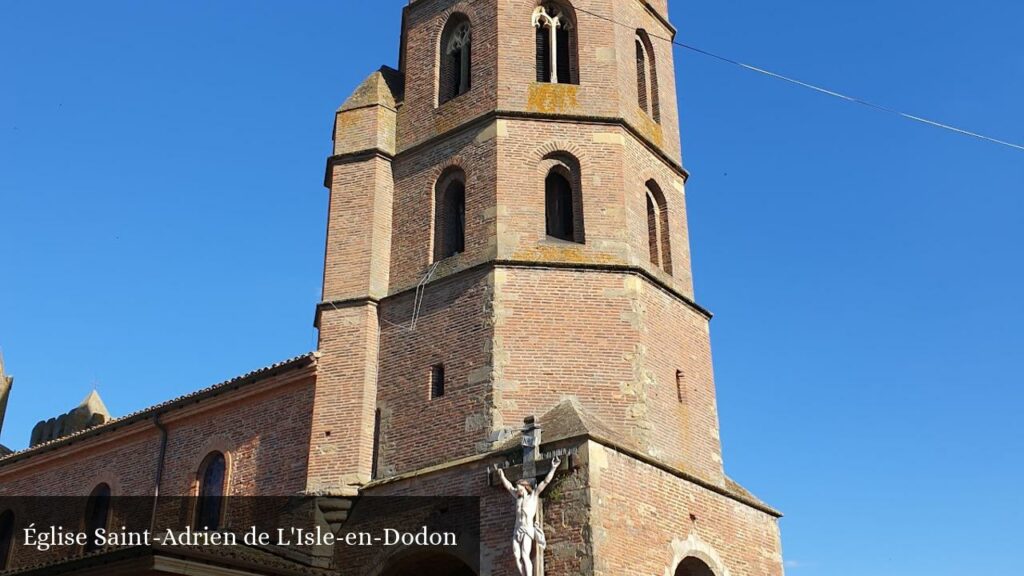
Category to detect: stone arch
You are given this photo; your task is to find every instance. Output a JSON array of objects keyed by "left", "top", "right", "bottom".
[
  {"left": 665, "top": 533, "right": 730, "bottom": 576},
  {"left": 533, "top": 140, "right": 587, "bottom": 165},
  {"left": 188, "top": 435, "right": 236, "bottom": 495},
  {"left": 85, "top": 468, "right": 122, "bottom": 498}
]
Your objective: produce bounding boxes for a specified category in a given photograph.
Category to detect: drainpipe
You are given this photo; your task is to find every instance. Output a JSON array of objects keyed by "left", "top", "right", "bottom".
[{"left": 150, "top": 414, "right": 169, "bottom": 532}]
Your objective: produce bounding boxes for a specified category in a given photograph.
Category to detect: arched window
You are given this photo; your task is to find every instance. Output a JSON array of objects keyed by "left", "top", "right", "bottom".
[
  {"left": 542, "top": 154, "right": 584, "bottom": 243},
  {"left": 675, "top": 557, "right": 716, "bottom": 576},
  {"left": 194, "top": 451, "right": 226, "bottom": 531},
  {"left": 439, "top": 16, "right": 471, "bottom": 104},
  {"left": 84, "top": 483, "right": 111, "bottom": 552},
  {"left": 645, "top": 181, "right": 671, "bottom": 273},
  {"left": 533, "top": 2, "right": 578, "bottom": 84},
  {"left": 434, "top": 169, "right": 467, "bottom": 261},
  {"left": 635, "top": 30, "right": 660, "bottom": 122},
  {"left": 0, "top": 510, "right": 14, "bottom": 570}
]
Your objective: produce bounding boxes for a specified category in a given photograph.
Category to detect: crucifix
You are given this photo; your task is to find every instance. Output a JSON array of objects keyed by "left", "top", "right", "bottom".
[{"left": 493, "top": 416, "right": 566, "bottom": 576}]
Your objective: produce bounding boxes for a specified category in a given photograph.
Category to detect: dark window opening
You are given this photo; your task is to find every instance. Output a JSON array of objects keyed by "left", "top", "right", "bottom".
[
  {"left": 435, "top": 178, "right": 466, "bottom": 261},
  {"left": 534, "top": 3, "right": 577, "bottom": 84},
  {"left": 84, "top": 484, "right": 111, "bottom": 552},
  {"left": 195, "top": 452, "right": 226, "bottom": 531},
  {"left": 646, "top": 192, "right": 661, "bottom": 267},
  {"left": 676, "top": 370, "right": 686, "bottom": 404},
  {"left": 536, "top": 26, "right": 551, "bottom": 83},
  {"left": 556, "top": 27, "right": 571, "bottom": 83},
  {"left": 636, "top": 39, "right": 649, "bottom": 114},
  {"left": 440, "top": 20, "right": 471, "bottom": 104},
  {"left": 545, "top": 172, "right": 575, "bottom": 241},
  {"left": 431, "top": 365, "right": 446, "bottom": 399},
  {"left": 371, "top": 408, "right": 382, "bottom": 479},
  {"left": 675, "top": 557, "right": 716, "bottom": 576},
  {"left": 645, "top": 182, "right": 672, "bottom": 273},
  {"left": 0, "top": 510, "right": 13, "bottom": 570}
]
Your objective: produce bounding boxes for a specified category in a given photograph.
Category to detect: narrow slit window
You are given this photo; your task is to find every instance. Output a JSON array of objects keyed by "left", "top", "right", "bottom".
[
  {"left": 371, "top": 408, "right": 382, "bottom": 479},
  {"left": 431, "top": 364, "right": 446, "bottom": 399}
]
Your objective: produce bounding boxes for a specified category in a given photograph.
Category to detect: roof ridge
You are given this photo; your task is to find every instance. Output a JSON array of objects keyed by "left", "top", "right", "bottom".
[{"left": 0, "top": 353, "right": 316, "bottom": 465}]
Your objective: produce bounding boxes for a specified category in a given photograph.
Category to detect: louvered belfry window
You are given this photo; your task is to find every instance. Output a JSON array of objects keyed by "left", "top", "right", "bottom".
[
  {"left": 536, "top": 25, "right": 550, "bottom": 82},
  {"left": 533, "top": 3, "right": 576, "bottom": 84}
]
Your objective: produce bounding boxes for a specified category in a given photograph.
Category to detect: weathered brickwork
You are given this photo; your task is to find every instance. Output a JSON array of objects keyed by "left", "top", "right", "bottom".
[
  {"left": 0, "top": 370, "right": 315, "bottom": 499},
  {"left": 588, "top": 442, "right": 784, "bottom": 576},
  {"left": 0, "top": 1, "right": 786, "bottom": 574}
]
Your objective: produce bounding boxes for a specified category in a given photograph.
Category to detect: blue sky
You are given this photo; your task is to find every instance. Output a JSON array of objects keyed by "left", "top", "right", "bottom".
[{"left": 1, "top": 1, "right": 1022, "bottom": 574}]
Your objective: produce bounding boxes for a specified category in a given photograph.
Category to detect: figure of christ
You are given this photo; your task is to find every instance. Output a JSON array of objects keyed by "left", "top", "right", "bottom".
[{"left": 496, "top": 456, "right": 561, "bottom": 576}]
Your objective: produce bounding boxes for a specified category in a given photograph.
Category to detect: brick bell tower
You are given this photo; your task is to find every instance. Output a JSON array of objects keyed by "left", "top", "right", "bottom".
[{"left": 308, "top": 1, "right": 785, "bottom": 574}]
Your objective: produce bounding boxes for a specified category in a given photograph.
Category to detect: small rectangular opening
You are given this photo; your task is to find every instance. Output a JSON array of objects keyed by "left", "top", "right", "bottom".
[
  {"left": 431, "top": 364, "right": 446, "bottom": 399},
  {"left": 371, "top": 409, "right": 381, "bottom": 479},
  {"left": 676, "top": 370, "right": 686, "bottom": 404}
]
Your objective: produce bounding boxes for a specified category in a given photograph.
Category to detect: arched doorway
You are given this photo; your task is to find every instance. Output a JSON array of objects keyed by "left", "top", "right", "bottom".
[
  {"left": 378, "top": 550, "right": 476, "bottom": 576},
  {"left": 676, "top": 556, "right": 716, "bottom": 576}
]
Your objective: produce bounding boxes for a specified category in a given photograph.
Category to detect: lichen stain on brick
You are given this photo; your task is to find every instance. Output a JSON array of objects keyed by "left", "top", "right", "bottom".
[
  {"left": 635, "top": 111, "right": 665, "bottom": 148},
  {"left": 527, "top": 83, "right": 581, "bottom": 114},
  {"left": 514, "top": 243, "right": 621, "bottom": 266}
]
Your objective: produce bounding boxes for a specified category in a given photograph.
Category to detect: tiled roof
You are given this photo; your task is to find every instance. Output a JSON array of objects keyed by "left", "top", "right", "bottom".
[
  {"left": 3, "top": 542, "right": 335, "bottom": 576},
  {"left": 0, "top": 353, "right": 316, "bottom": 467}
]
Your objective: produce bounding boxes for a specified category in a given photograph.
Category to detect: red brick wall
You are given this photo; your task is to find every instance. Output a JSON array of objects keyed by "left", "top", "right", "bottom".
[
  {"left": 0, "top": 372, "right": 315, "bottom": 498},
  {"left": 322, "top": 157, "right": 393, "bottom": 302},
  {"left": 493, "top": 267, "right": 722, "bottom": 483},
  {"left": 310, "top": 305, "right": 381, "bottom": 494},
  {"left": 399, "top": 0, "right": 500, "bottom": 152},
  {"left": 494, "top": 0, "right": 683, "bottom": 163},
  {"left": 375, "top": 268, "right": 496, "bottom": 476},
  {"left": 588, "top": 442, "right": 784, "bottom": 576}
]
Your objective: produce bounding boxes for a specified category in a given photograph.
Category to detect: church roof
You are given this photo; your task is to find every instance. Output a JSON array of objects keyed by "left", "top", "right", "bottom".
[
  {"left": 2, "top": 542, "right": 335, "bottom": 576},
  {"left": 498, "top": 398, "right": 781, "bottom": 517},
  {"left": 338, "top": 66, "right": 405, "bottom": 112},
  {"left": 0, "top": 353, "right": 316, "bottom": 467},
  {"left": 496, "top": 397, "right": 621, "bottom": 452}
]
